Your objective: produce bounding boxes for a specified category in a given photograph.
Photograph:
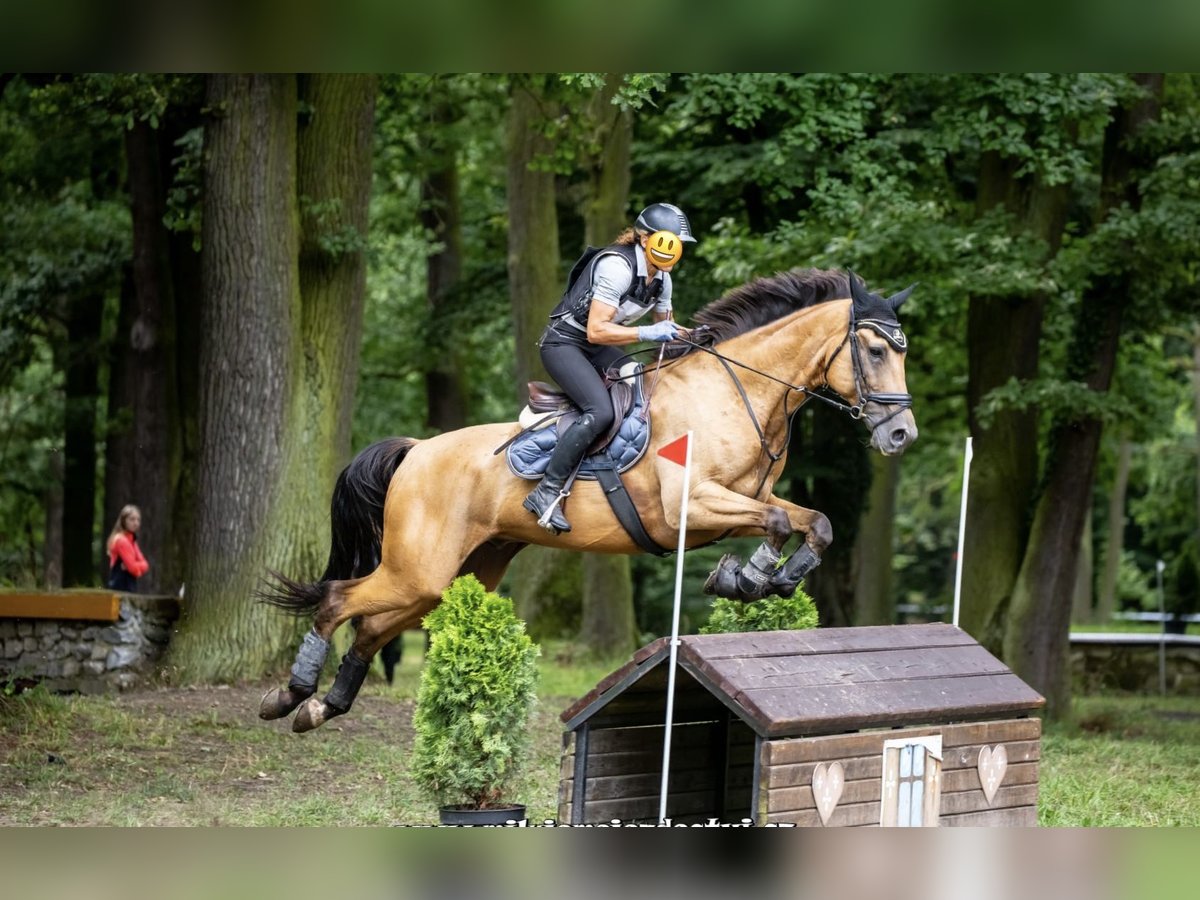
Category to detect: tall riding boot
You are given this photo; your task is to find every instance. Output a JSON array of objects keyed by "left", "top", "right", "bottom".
[{"left": 524, "top": 414, "right": 597, "bottom": 534}]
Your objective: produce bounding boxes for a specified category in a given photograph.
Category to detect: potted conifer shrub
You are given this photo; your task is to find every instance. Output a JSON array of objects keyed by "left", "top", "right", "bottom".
[{"left": 410, "top": 574, "right": 540, "bottom": 825}]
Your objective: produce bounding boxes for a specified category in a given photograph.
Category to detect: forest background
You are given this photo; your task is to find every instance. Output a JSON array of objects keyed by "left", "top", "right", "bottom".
[{"left": 1, "top": 73, "right": 1197, "bottom": 718}]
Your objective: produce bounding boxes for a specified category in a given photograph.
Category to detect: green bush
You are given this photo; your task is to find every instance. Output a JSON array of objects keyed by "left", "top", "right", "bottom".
[
  {"left": 409, "top": 575, "right": 540, "bottom": 810},
  {"left": 700, "top": 585, "right": 819, "bottom": 634}
]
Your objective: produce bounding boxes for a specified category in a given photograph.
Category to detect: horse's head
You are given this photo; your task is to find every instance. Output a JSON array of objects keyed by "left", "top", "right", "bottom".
[{"left": 825, "top": 273, "right": 919, "bottom": 456}]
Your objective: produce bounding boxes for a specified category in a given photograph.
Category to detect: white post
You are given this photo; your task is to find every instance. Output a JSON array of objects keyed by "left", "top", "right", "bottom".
[
  {"left": 659, "top": 430, "right": 693, "bottom": 825},
  {"left": 952, "top": 437, "right": 974, "bottom": 630},
  {"left": 1157, "top": 559, "right": 1167, "bottom": 696}
]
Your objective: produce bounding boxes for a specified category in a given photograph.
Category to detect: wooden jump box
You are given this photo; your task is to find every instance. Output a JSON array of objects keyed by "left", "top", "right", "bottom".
[{"left": 558, "top": 623, "right": 1045, "bottom": 827}]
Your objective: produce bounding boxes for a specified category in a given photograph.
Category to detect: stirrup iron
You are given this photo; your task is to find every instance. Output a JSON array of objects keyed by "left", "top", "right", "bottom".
[{"left": 537, "top": 488, "right": 571, "bottom": 533}]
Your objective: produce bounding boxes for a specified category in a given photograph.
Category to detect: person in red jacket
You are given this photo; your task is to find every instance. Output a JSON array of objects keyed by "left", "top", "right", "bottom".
[{"left": 106, "top": 504, "right": 149, "bottom": 592}]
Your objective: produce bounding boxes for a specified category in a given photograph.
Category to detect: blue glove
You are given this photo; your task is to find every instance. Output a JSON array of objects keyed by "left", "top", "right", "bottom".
[{"left": 637, "top": 321, "right": 681, "bottom": 342}]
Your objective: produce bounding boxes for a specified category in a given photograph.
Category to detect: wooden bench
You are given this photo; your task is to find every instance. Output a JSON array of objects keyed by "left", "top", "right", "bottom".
[{"left": 0, "top": 590, "right": 122, "bottom": 622}]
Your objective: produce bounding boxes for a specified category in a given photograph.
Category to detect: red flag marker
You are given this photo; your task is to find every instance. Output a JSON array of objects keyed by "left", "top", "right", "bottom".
[{"left": 657, "top": 433, "right": 690, "bottom": 467}]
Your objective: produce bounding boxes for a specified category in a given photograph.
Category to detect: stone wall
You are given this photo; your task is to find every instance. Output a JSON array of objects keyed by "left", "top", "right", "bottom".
[
  {"left": 1071, "top": 640, "right": 1200, "bottom": 695},
  {"left": 0, "top": 596, "right": 180, "bottom": 693}
]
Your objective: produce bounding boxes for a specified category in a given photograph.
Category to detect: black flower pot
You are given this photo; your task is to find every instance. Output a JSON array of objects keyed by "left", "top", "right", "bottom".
[{"left": 439, "top": 804, "right": 526, "bottom": 826}]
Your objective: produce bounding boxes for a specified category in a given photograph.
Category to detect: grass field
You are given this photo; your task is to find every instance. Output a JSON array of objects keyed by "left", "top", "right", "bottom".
[{"left": 1, "top": 632, "right": 1197, "bottom": 826}]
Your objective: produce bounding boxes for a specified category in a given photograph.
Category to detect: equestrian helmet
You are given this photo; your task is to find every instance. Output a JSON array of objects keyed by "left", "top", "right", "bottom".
[{"left": 635, "top": 203, "right": 696, "bottom": 242}]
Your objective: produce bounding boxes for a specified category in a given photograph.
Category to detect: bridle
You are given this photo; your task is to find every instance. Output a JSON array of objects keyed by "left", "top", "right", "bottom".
[{"left": 661, "top": 303, "right": 913, "bottom": 498}]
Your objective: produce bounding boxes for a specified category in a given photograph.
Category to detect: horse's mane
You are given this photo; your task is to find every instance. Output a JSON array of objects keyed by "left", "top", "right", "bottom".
[{"left": 677, "top": 268, "right": 852, "bottom": 353}]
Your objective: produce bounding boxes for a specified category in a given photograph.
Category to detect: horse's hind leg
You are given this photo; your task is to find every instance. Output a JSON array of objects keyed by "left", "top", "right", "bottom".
[
  {"left": 292, "top": 539, "right": 526, "bottom": 733},
  {"left": 292, "top": 605, "right": 427, "bottom": 732},
  {"left": 258, "top": 577, "right": 354, "bottom": 721}
]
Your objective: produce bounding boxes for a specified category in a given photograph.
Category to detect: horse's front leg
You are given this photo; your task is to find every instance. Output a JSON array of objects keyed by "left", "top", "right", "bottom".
[{"left": 679, "top": 484, "right": 831, "bottom": 602}]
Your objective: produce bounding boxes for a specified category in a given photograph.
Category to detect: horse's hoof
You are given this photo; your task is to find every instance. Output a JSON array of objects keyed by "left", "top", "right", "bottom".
[
  {"left": 259, "top": 685, "right": 312, "bottom": 720},
  {"left": 292, "top": 697, "right": 329, "bottom": 733},
  {"left": 703, "top": 554, "right": 744, "bottom": 599},
  {"left": 260, "top": 687, "right": 295, "bottom": 720}
]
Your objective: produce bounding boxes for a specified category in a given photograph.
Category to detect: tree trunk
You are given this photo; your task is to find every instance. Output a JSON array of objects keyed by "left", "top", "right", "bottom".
[
  {"left": 1097, "top": 433, "right": 1132, "bottom": 623},
  {"left": 798, "top": 405, "right": 869, "bottom": 628},
  {"left": 1071, "top": 514, "right": 1094, "bottom": 624},
  {"left": 43, "top": 449, "right": 63, "bottom": 590},
  {"left": 1004, "top": 74, "right": 1163, "bottom": 717},
  {"left": 504, "top": 77, "right": 578, "bottom": 638},
  {"left": 119, "top": 120, "right": 181, "bottom": 592},
  {"left": 853, "top": 453, "right": 900, "bottom": 625},
  {"left": 170, "top": 74, "right": 377, "bottom": 681},
  {"left": 295, "top": 74, "right": 376, "bottom": 479},
  {"left": 419, "top": 92, "right": 468, "bottom": 433},
  {"left": 103, "top": 268, "right": 137, "bottom": 572},
  {"left": 1005, "top": 298, "right": 1122, "bottom": 715},
  {"left": 505, "top": 77, "right": 557, "bottom": 405},
  {"left": 959, "top": 152, "right": 1069, "bottom": 652},
  {"left": 579, "top": 77, "right": 637, "bottom": 658},
  {"left": 61, "top": 291, "right": 104, "bottom": 586}
]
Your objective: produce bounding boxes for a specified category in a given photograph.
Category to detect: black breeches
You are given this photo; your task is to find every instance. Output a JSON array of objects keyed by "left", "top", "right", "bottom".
[{"left": 540, "top": 339, "right": 623, "bottom": 439}]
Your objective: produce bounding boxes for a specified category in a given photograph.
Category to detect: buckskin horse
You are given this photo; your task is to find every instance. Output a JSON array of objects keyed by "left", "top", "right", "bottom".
[{"left": 259, "top": 268, "right": 917, "bottom": 732}]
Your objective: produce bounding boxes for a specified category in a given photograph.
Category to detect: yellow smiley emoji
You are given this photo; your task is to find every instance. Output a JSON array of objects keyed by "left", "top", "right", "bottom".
[{"left": 645, "top": 230, "right": 683, "bottom": 268}]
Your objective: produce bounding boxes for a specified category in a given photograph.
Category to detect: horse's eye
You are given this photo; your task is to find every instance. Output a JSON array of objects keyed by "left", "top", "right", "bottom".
[{"left": 869, "top": 345, "right": 886, "bottom": 360}]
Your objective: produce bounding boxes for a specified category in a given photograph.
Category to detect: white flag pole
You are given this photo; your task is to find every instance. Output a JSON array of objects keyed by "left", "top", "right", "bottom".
[
  {"left": 952, "top": 436, "right": 974, "bottom": 630},
  {"left": 659, "top": 430, "right": 693, "bottom": 825}
]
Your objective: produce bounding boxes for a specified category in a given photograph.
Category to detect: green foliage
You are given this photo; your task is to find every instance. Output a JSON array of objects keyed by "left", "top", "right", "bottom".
[
  {"left": 700, "top": 587, "right": 818, "bottom": 634},
  {"left": 410, "top": 576, "right": 540, "bottom": 810}
]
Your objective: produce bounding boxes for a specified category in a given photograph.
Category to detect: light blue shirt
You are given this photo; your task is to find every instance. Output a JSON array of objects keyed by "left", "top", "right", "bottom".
[{"left": 590, "top": 249, "right": 673, "bottom": 325}]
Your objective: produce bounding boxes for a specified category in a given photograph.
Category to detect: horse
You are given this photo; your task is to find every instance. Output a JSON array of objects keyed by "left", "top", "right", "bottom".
[{"left": 258, "top": 268, "right": 918, "bottom": 732}]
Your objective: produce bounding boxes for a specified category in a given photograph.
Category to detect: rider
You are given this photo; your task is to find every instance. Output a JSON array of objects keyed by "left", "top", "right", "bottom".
[{"left": 523, "top": 202, "right": 696, "bottom": 534}]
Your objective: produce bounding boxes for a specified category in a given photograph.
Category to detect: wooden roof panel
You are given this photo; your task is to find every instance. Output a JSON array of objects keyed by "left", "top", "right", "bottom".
[{"left": 561, "top": 625, "right": 1045, "bottom": 734}]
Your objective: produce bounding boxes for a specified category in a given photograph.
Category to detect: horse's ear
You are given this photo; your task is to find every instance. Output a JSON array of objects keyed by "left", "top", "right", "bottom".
[
  {"left": 847, "top": 269, "right": 870, "bottom": 311},
  {"left": 887, "top": 283, "right": 917, "bottom": 312}
]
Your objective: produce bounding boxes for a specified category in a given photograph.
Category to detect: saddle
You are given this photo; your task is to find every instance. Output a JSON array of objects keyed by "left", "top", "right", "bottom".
[
  {"left": 504, "top": 362, "right": 650, "bottom": 481},
  {"left": 524, "top": 367, "right": 636, "bottom": 455}
]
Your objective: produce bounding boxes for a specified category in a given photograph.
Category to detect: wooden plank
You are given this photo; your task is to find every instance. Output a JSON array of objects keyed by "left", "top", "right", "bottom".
[
  {"left": 583, "top": 721, "right": 719, "bottom": 754},
  {"left": 578, "top": 745, "right": 716, "bottom": 778},
  {"left": 0, "top": 591, "right": 120, "bottom": 622},
  {"left": 764, "top": 719, "right": 1039, "bottom": 766},
  {"left": 689, "top": 644, "right": 1010, "bottom": 694},
  {"left": 768, "top": 720, "right": 1041, "bottom": 768},
  {"left": 943, "top": 762, "right": 1038, "bottom": 793},
  {"left": 769, "top": 776, "right": 881, "bottom": 812},
  {"left": 595, "top": 687, "right": 729, "bottom": 719},
  {"left": 940, "top": 718, "right": 1041, "bottom": 748},
  {"left": 770, "top": 762, "right": 1038, "bottom": 812},
  {"left": 680, "top": 623, "right": 974, "bottom": 663},
  {"left": 744, "top": 674, "right": 1045, "bottom": 736},
  {"left": 940, "top": 784, "right": 1038, "bottom": 815},
  {"left": 766, "top": 799, "right": 881, "bottom": 827},
  {"left": 940, "top": 806, "right": 1038, "bottom": 827},
  {"left": 586, "top": 768, "right": 730, "bottom": 802},
  {"left": 769, "top": 754, "right": 884, "bottom": 788},
  {"left": 768, "top": 748, "right": 1041, "bottom": 787},
  {"left": 581, "top": 790, "right": 719, "bottom": 824},
  {"left": 944, "top": 740, "right": 1040, "bottom": 770}
]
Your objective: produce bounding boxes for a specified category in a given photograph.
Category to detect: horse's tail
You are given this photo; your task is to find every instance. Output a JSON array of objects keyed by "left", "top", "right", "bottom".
[{"left": 258, "top": 437, "right": 419, "bottom": 618}]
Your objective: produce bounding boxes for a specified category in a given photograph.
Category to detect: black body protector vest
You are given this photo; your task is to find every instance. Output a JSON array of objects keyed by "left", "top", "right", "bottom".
[{"left": 548, "top": 242, "right": 664, "bottom": 337}]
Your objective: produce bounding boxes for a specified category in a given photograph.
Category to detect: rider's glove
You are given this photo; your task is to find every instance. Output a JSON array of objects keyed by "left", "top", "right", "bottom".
[{"left": 637, "top": 321, "right": 681, "bottom": 342}]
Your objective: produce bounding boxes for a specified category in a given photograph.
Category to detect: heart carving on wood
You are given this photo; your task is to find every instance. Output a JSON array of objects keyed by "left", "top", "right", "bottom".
[
  {"left": 977, "top": 744, "right": 1008, "bottom": 805},
  {"left": 811, "top": 761, "right": 845, "bottom": 826}
]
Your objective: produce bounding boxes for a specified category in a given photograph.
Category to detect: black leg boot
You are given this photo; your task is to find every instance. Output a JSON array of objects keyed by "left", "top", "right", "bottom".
[
  {"left": 524, "top": 414, "right": 596, "bottom": 534},
  {"left": 767, "top": 545, "right": 822, "bottom": 598}
]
